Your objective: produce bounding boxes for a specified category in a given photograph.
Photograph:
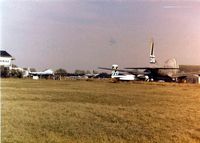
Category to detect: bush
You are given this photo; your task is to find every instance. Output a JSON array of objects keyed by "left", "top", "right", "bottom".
[
  {"left": 0, "top": 66, "right": 10, "bottom": 77},
  {"left": 10, "top": 69, "right": 23, "bottom": 78},
  {"left": 55, "top": 68, "right": 67, "bottom": 76}
]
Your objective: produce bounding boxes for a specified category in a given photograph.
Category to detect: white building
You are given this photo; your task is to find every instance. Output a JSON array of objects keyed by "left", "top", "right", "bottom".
[
  {"left": 0, "top": 50, "right": 14, "bottom": 68},
  {"left": 0, "top": 50, "right": 31, "bottom": 78}
]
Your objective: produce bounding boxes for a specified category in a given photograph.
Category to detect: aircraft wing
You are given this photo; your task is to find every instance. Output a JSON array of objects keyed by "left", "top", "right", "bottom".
[
  {"left": 171, "top": 72, "right": 200, "bottom": 78},
  {"left": 124, "top": 67, "right": 179, "bottom": 70},
  {"left": 98, "top": 67, "right": 150, "bottom": 75},
  {"left": 98, "top": 67, "right": 129, "bottom": 72}
]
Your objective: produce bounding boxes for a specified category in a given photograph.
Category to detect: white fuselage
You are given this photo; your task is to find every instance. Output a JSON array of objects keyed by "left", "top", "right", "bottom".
[
  {"left": 112, "top": 74, "right": 135, "bottom": 81},
  {"left": 30, "top": 69, "right": 54, "bottom": 76}
]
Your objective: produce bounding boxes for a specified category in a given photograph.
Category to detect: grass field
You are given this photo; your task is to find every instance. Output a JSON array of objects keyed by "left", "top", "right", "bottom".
[{"left": 1, "top": 79, "right": 200, "bottom": 143}]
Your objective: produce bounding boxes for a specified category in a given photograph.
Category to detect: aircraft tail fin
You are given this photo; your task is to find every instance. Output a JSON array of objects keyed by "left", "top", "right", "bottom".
[
  {"left": 149, "top": 39, "right": 156, "bottom": 64},
  {"left": 111, "top": 64, "right": 119, "bottom": 78}
]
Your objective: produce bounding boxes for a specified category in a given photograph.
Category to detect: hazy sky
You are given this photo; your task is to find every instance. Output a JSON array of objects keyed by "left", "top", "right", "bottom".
[{"left": 1, "top": 0, "right": 200, "bottom": 72}]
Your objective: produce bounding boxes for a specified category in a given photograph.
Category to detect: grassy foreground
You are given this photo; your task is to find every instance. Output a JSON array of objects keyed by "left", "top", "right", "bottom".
[{"left": 1, "top": 79, "right": 200, "bottom": 143}]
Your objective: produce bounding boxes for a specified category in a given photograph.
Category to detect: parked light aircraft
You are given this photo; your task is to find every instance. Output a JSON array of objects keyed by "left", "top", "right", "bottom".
[
  {"left": 110, "top": 64, "right": 135, "bottom": 81},
  {"left": 99, "top": 65, "right": 150, "bottom": 81},
  {"left": 29, "top": 69, "right": 54, "bottom": 76}
]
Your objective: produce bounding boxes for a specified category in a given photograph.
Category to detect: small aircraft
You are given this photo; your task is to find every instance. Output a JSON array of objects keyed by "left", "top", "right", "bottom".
[
  {"left": 99, "top": 64, "right": 150, "bottom": 81},
  {"left": 110, "top": 64, "right": 135, "bottom": 81},
  {"left": 28, "top": 69, "right": 54, "bottom": 78}
]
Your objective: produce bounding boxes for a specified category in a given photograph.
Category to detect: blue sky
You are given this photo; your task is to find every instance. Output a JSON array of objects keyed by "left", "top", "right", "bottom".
[{"left": 1, "top": 0, "right": 200, "bottom": 71}]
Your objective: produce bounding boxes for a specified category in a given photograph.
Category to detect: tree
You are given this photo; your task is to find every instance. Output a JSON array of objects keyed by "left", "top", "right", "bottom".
[
  {"left": 92, "top": 70, "right": 98, "bottom": 74},
  {"left": 85, "top": 70, "right": 91, "bottom": 74},
  {"left": 0, "top": 66, "right": 10, "bottom": 77},
  {"left": 30, "top": 68, "right": 36, "bottom": 72},
  {"left": 10, "top": 69, "right": 23, "bottom": 78},
  {"left": 12, "top": 64, "right": 17, "bottom": 68},
  {"left": 55, "top": 68, "right": 67, "bottom": 76},
  {"left": 74, "top": 70, "right": 85, "bottom": 75}
]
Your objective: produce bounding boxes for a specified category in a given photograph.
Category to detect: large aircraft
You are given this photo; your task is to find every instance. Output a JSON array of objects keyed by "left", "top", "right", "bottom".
[
  {"left": 123, "top": 39, "right": 200, "bottom": 82},
  {"left": 99, "top": 39, "right": 179, "bottom": 82}
]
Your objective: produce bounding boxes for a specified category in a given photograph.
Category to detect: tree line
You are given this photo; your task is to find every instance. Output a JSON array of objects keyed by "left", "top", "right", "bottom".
[
  {"left": 54, "top": 68, "right": 99, "bottom": 76},
  {"left": 0, "top": 66, "right": 23, "bottom": 78},
  {"left": 0, "top": 66, "right": 102, "bottom": 78}
]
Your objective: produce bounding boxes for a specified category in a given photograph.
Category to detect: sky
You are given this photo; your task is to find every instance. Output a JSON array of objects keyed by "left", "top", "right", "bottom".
[{"left": 1, "top": 0, "right": 200, "bottom": 72}]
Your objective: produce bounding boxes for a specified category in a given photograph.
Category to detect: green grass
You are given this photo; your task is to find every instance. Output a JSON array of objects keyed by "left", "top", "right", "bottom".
[{"left": 1, "top": 79, "right": 200, "bottom": 143}]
